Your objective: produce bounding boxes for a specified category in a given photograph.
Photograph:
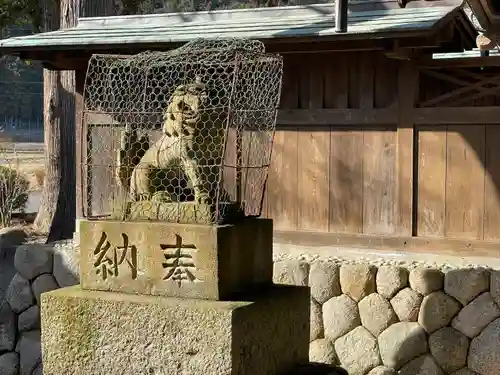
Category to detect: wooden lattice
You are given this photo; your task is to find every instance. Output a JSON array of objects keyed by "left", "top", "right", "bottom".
[{"left": 419, "top": 68, "right": 500, "bottom": 107}]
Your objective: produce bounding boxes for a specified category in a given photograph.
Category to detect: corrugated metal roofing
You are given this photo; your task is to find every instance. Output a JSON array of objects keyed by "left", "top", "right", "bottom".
[{"left": 0, "top": 3, "right": 462, "bottom": 50}]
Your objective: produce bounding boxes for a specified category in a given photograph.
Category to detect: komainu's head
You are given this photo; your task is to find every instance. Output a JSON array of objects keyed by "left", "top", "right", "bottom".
[{"left": 163, "top": 76, "right": 209, "bottom": 129}]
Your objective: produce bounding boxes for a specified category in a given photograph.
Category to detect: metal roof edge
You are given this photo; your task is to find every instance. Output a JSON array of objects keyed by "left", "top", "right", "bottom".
[
  {"left": 76, "top": 3, "right": 338, "bottom": 23},
  {"left": 74, "top": 3, "right": 460, "bottom": 29},
  {"left": 433, "top": 48, "right": 500, "bottom": 59}
]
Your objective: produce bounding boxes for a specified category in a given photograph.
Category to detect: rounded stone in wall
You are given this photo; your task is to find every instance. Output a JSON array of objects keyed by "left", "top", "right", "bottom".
[
  {"left": 309, "top": 262, "right": 341, "bottom": 304},
  {"left": 378, "top": 322, "right": 428, "bottom": 370},
  {"left": 409, "top": 267, "right": 443, "bottom": 296},
  {"left": 334, "top": 326, "right": 381, "bottom": 375},
  {"left": 14, "top": 244, "right": 53, "bottom": 281},
  {"left": 0, "top": 228, "right": 26, "bottom": 251},
  {"left": 322, "top": 295, "right": 360, "bottom": 342},
  {"left": 468, "top": 317, "right": 500, "bottom": 375},
  {"left": 0, "top": 300, "right": 16, "bottom": 352},
  {"left": 451, "top": 368, "right": 480, "bottom": 375},
  {"left": 311, "top": 299, "right": 324, "bottom": 342},
  {"left": 390, "top": 287, "right": 422, "bottom": 322},
  {"left": 52, "top": 240, "right": 80, "bottom": 288},
  {"left": 18, "top": 330, "right": 41, "bottom": 375},
  {"left": 18, "top": 305, "right": 40, "bottom": 333},
  {"left": 339, "top": 264, "right": 376, "bottom": 302},
  {"left": 32, "top": 361, "right": 43, "bottom": 375},
  {"left": 418, "top": 291, "right": 461, "bottom": 334},
  {"left": 273, "top": 260, "right": 309, "bottom": 286},
  {"left": 0, "top": 352, "right": 19, "bottom": 375},
  {"left": 491, "top": 270, "right": 500, "bottom": 308},
  {"left": 444, "top": 268, "right": 490, "bottom": 306},
  {"left": 358, "top": 293, "right": 398, "bottom": 337},
  {"left": 451, "top": 292, "right": 500, "bottom": 338},
  {"left": 31, "top": 273, "right": 59, "bottom": 305},
  {"left": 376, "top": 266, "right": 408, "bottom": 299},
  {"left": 5, "top": 273, "right": 34, "bottom": 314},
  {"left": 366, "top": 366, "right": 396, "bottom": 375},
  {"left": 398, "top": 354, "right": 444, "bottom": 375},
  {"left": 428, "top": 327, "right": 469, "bottom": 373},
  {"left": 309, "top": 338, "right": 338, "bottom": 365}
]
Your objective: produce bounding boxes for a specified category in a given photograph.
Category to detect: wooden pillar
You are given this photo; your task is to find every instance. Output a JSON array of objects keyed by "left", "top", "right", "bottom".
[{"left": 396, "top": 61, "right": 419, "bottom": 236}]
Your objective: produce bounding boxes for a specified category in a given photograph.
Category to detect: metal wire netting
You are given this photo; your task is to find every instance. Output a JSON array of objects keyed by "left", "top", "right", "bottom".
[{"left": 81, "top": 38, "right": 283, "bottom": 224}]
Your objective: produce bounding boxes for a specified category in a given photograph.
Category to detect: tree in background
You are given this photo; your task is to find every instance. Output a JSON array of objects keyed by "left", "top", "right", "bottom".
[
  {"left": 0, "top": 0, "right": 159, "bottom": 243},
  {"left": 0, "top": 0, "right": 122, "bottom": 242},
  {"left": 33, "top": 0, "right": 77, "bottom": 242}
]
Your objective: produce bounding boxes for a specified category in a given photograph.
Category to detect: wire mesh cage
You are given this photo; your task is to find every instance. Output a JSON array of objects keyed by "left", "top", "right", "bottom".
[{"left": 81, "top": 39, "right": 283, "bottom": 224}]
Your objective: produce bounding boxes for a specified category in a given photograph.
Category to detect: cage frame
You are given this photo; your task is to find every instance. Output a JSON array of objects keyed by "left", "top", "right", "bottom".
[{"left": 79, "top": 39, "right": 283, "bottom": 224}]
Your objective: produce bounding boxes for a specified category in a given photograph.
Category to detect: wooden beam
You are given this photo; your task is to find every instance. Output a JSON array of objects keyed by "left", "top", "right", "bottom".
[
  {"left": 86, "top": 112, "right": 129, "bottom": 125},
  {"left": 385, "top": 22, "right": 457, "bottom": 57},
  {"left": 277, "top": 108, "right": 398, "bottom": 126},
  {"left": 273, "top": 230, "right": 500, "bottom": 258},
  {"left": 419, "top": 69, "right": 500, "bottom": 108},
  {"left": 385, "top": 48, "right": 423, "bottom": 60},
  {"left": 466, "top": 0, "right": 493, "bottom": 34},
  {"left": 419, "top": 56, "right": 500, "bottom": 68},
  {"left": 396, "top": 61, "right": 418, "bottom": 236},
  {"left": 87, "top": 107, "right": 500, "bottom": 128},
  {"left": 414, "top": 106, "right": 500, "bottom": 125},
  {"left": 86, "top": 109, "right": 399, "bottom": 127},
  {"left": 265, "top": 39, "right": 391, "bottom": 54}
]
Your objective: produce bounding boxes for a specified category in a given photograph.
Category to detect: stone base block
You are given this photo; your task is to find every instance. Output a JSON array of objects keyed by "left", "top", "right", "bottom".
[
  {"left": 117, "top": 201, "right": 244, "bottom": 225},
  {"left": 41, "top": 285, "right": 310, "bottom": 375},
  {"left": 80, "top": 218, "right": 272, "bottom": 300}
]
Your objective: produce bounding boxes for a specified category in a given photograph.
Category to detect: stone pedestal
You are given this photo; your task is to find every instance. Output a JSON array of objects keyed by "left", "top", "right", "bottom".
[
  {"left": 41, "top": 218, "right": 310, "bottom": 375},
  {"left": 79, "top": 218, "right": 273, "bottom": 300},
  {"left": 41, "top": 285, "right": 309, "bottom": 375}
]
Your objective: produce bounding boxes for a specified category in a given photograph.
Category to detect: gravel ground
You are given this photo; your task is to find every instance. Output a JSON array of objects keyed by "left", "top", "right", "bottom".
[{"left": 273, "top": 243, "right": 500, "bottom": 271}]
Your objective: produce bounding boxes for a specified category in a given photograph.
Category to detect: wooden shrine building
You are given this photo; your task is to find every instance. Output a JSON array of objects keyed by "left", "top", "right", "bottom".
[{"left": 2, "top": 0, "right": 500, "bottom": 255}]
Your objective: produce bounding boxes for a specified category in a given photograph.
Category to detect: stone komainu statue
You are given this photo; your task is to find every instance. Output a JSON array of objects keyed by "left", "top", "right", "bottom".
[
  {"left": 83, "top": 39, "right": 283, "bottom": 223},
  {"left": 115, "top": 76, "right": 226, "bottom": 205}
]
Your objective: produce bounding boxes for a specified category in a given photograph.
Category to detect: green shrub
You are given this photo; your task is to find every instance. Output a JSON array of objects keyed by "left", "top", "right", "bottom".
[{"left": 0, "top": 165, "right": 29, "bottom": 227}]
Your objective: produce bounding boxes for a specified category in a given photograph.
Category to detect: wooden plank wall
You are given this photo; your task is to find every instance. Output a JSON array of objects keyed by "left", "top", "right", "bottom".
[
  {"left": 265, "top": 53, "right": 500, "bottom": 243},
  {"left": 416, "top": 67, "right": 500, "bottom": 240},
  {"left": 416, "top": 125, "right": 497, "bottom": 241},
  {"left": 264, "top": 52, "right": 401, "bottom": 235}
]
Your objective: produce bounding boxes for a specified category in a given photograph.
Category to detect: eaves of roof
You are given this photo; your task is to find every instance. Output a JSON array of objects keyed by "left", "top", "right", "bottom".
[{"left": 0, "top": 3, "right": 471, "bottom": 53}]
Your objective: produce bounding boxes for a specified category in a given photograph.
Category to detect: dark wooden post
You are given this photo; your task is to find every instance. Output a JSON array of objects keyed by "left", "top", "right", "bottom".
[{"left": 396, "top": 61, "right": 418, "bottom": 236}]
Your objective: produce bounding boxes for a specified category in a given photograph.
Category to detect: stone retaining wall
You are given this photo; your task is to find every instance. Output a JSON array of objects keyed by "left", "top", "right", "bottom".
[
  {"left": 0, "top": 240, "right": 78, "bottom": 375},
  {"left": 2, "top": 237, "right": 500, "bottom": 375},
  {"left": 273, "top": 256, "right": 500, "bottom": 375}
]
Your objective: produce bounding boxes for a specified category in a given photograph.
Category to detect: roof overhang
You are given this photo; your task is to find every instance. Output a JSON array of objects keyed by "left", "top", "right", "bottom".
[{"left": 0, "top": 0, "right": 478, "bottom": 70}]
